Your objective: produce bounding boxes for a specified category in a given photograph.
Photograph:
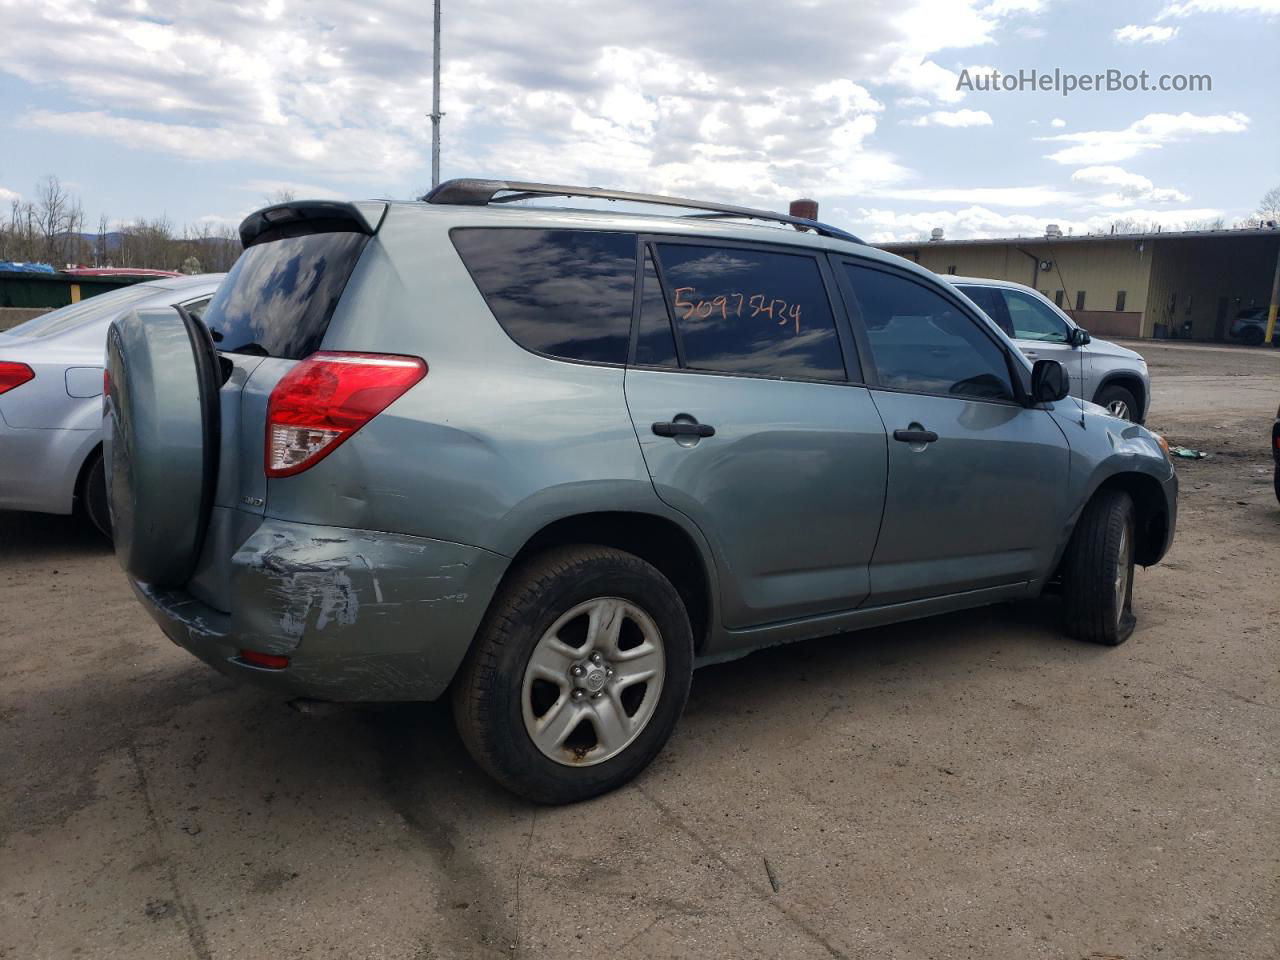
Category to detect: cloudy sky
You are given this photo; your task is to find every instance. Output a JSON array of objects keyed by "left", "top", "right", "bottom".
[{"left": 0, "top": 0, "right": 1275, "bottom": 241}]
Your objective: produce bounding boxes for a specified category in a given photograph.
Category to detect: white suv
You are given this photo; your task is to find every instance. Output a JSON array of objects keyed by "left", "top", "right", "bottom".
[{"left": 947, "top": 276, "right": 1150, "bottom": 422}]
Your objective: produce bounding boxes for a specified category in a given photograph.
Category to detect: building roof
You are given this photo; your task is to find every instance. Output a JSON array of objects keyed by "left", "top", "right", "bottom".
[{"left": 878, "top": 226, "right": 1280, "bottom": 250}]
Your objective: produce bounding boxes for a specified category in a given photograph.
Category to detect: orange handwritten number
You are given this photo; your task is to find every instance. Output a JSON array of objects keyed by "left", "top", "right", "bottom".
[{"left": 674, "top": 287, "right": 696, "bottom": 320}]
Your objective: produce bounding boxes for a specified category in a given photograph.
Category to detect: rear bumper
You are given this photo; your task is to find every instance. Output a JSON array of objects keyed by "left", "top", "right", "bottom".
[{"left": 132, "top": 517, "right": 510, "bottom": 702}]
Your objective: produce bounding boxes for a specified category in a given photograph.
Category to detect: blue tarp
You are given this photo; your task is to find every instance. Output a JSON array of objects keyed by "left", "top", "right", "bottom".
[{"left": 0, "top": 262, "right": 57, "bottom": 274}]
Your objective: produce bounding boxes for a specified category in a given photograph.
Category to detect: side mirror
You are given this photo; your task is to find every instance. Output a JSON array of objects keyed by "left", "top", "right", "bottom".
[
  {"left": 1069, "top": 327, "right": 1091, "bottom": 346},
  {"left": 1030, "top": 358, "right": 1070, "bottom": 404}
]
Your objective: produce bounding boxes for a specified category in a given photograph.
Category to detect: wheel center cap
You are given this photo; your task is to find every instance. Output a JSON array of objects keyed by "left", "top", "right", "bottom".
[{"left": 584, "top": 668, "right": 607, "bottom": 692}]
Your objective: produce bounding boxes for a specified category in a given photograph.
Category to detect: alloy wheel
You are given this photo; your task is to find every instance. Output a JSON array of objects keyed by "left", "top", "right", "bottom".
[{"left": 521, "top": 597, "right": 666, "bottom": 766}]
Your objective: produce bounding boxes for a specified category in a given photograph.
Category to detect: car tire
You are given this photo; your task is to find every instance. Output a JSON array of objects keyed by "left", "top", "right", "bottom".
[
  {"left": 1061, "top": 489, "right": 1137, "bottom": 646},
  {"left": 1241, "top": 327, "right": 1264, "bottom": 346},
  {"left": 452, "top": 545, "right": 694, "bottom": 804},
  {"left": 1274, "top": 465, "right": 1280, "bottom": 507},
  {"left": 81, "top": 451, "right": 112, "bottom": 541},
  {"left": 1094, "top": 384, "right": 1139, "bottom": 422}
]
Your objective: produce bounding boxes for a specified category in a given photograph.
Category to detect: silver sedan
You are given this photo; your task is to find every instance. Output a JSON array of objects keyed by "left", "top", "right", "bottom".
[{"left": 0, "top": 274, "right": 223, "bottom": 536}]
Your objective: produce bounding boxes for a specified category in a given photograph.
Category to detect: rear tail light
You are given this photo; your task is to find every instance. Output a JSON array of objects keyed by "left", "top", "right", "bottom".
[
  {"left": 265, "top": 352, "right": 426, "bottom": 477},
  {"left": 0, "top": 362, "right": 34, "bottom": 395},
  {"left": 239, "top": 649, "right": 290, "bottom": 670}
]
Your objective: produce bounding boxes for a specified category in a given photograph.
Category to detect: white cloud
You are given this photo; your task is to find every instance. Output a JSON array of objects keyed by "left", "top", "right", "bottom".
[
  {"left": 0, "top": 186, "right": 20, "bottom": 206},
  {"left": 1114, "top": 24, "right": 1180, "bottom": 42},
  {"left": 860, "top": 204, "right": 1229, "bottom": 242},
  {"left": 1039, "top": 111, "right": 1250, "bottom": 164},
  {"left": 242, "top": 179, "right": 347, "bottom": 202},
  {"left": 1050, "top": 117, "right": 1066, "bottom": 128},
  {"left": 879, "top": 185, "right": 1077, "bottom": 205},
  {"left": 0, "top": 0, "right": 1053, "bottom": 205},
  {"left": 908, "top": 108, "right": 994, "bottom": 127},
  {"left": 1070, "top": 165, "right": 1189, "bottom": 204},
  {"left": 981, "top": 0, "right": 1048, "bottom": 13},
  {"left": 1158, "top": 0, "right": 1280, "bottom": 18}
]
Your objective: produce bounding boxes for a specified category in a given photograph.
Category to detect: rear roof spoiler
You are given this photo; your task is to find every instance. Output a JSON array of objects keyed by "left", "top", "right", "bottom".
[{"left": 239, "top": 200, "right": 387, "bottom": 248}]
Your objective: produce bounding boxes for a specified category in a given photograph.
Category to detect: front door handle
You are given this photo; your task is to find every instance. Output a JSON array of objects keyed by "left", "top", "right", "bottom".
[
  {"left": 893, "top": 428, "right": 939, "bottom": 444},
  {"left": 653, "top": 420, "right": 715, "bottom": 438}
]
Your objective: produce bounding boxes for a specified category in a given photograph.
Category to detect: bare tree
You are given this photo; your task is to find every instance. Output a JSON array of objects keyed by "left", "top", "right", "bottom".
[
  {"left": 0, "top": 174, "right": 241, "bottom": 272},
  {"left": 33, "top": 175, "right": 84, "bottom": 266},
  {"left": 96, "top": 214, "right": 111, "bottom": 267},
  {"left": 1259, "top": 185, "right": 1280, "bottom": 223},
  {"left": 264, "top": 187, "right": 297, "bottom": 205}
]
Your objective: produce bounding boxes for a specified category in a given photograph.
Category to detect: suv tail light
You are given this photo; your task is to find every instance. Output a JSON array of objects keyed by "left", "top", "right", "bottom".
[
  {"left": 0, "top": 362, "right": 34, "bottom": 395},
  {"left": 266, "top": 352, "right": 426, "bottom": 477}
]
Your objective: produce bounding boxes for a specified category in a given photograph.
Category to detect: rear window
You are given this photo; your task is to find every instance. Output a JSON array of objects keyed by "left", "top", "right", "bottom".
[
  {"left": 4, "top": 284, "right": 158, "bottom": 339},
  {"left": 202, "top": 231, "right": 368, "bottom": 359},
  {"left": 451, "top": 228, "right": 636, "bottom": 364}
]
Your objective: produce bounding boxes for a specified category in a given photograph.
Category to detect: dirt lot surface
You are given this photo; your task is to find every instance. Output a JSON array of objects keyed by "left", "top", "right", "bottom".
[{"left": 2, "top": 341, "right": 1277, "bottom": 960}]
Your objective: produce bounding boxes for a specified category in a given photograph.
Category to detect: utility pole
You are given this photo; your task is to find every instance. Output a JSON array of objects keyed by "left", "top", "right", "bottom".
[{"left": 430, "top": 0, "right": 442, "bottom": 189}]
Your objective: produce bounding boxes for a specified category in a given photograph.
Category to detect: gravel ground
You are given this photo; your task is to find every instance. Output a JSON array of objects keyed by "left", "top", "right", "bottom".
[{"left": 1, "top": 340, "right": 1276, "bottom": 960}]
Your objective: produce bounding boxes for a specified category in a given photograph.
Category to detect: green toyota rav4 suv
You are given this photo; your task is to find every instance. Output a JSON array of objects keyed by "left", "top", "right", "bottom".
[{"left": 105, "top": 180, "right": 1177, "bottom": 804}]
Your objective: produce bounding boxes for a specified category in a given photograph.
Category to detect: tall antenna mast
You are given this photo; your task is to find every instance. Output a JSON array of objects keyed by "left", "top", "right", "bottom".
[{"left": 430, "top": 0, "right": 442, "bottom": 188}]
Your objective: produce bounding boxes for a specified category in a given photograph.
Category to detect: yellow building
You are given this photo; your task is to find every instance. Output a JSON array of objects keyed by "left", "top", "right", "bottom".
[{"left": 877, "top": 226, "right": 1280, "bottom": 341}]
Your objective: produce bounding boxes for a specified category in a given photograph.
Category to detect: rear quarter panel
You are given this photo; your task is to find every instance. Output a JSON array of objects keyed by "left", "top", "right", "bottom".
[{"left": 264, "top": 206, "right": 675, "bottom": 560}]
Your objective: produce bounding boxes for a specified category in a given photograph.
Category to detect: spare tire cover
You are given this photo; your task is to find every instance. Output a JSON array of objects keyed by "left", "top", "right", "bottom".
[{"left": 105, "top": 306, "right": 219, "bottom": 588}]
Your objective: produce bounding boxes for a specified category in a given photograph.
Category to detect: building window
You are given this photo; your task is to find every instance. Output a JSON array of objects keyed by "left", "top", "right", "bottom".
[
  {"left": 1116, "top": 290, "right": 1127, "bottom": 311},
  {"left": 1054, "top": 289, "right": 1065, "bottom": 308},
  {"left": 1075, "top": 290, "right": 1086, "bottom": 311}
]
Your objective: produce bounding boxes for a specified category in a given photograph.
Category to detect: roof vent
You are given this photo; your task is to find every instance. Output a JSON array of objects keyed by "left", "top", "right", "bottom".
[
  {"left": 1045, "top": 223, "right": 1063, "bottom": 238},
  {"left": 930, "top": 227, "right": 944, "bottom": 241},
  {"left": 789, "top": 198, "right": 819, "bottom": 221}
]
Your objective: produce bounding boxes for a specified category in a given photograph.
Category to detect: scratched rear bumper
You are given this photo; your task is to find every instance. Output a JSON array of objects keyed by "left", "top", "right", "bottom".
[{"left": 132, "top": 517, "right": 510, "bottom": 701}]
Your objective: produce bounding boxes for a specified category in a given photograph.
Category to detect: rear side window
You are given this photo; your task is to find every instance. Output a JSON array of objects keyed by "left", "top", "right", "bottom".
[
  {"left": 654, "top": 244, "right": 846, "bottom": 380},
  {"left": 452, "top": 228, "right": 636, "bottom": 364},
  {"left": 845, "top": 264, "right": 1015, "bottom": 402},
  {"left": 202, "top": 231, "right": 368, "bottom": 359}
]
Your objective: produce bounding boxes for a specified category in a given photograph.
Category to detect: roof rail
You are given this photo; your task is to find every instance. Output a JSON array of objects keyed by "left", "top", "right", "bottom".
[{"left": 421, "top": 178, "right": 863, "bottom": 244}]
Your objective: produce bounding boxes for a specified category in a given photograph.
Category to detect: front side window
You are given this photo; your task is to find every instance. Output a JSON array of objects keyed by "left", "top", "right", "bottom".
[
  {"left": 653, "top": 243, "right": 846, "bottom": 380},
  {"left": 844, "top": 264, "right": 1015, "bottom": 402},
  {"left": 956, "top": 284, "right": 1015, "bottom": 337},
  {"left": 451, "top": 228, "right": 636, "bottom": 364},
  {"left": 1003, "top": 289, "right": 1070, "bottom": 342}
]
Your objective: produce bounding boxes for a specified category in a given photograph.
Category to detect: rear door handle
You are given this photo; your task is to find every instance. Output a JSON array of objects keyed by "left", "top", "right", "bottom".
[
  {"left": 653, "top": 421, "right": 715, "bottom": 438},
  {"left": 893, "top": 428, "right": 938, "bottom": 444}
]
